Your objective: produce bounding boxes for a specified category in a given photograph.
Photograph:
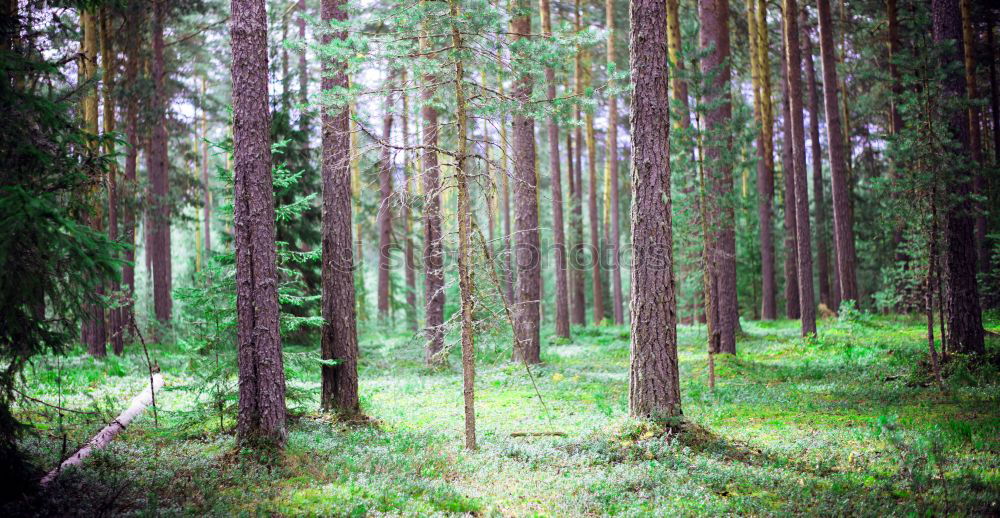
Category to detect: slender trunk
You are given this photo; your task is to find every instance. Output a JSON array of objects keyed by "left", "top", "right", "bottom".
[
  {"left": 512, "top": 1, "right": 541, "bottom": 363},
  {"left": 422, "top": 10, "right": 446, "bottom": 365},
  {"left": 628, "top": 0, "right": 681, "bottom": 418},
  {"left": 319, "top": 0, "right": 360, "bottom": 413},
  {"left": 700, "top": 0, "right": 738, "bottom": 351},
  {"left": 933, "top": 0, "right": 985, "bottom": 355},
  {"left": 80, "top": 8, "right": 106, "bottom": 356},
  {"left": 959, "top": 0, "right": 987, "bottom": 272},
  {"left": 450, "top": 0, "right": 476, "bottom": 449},
  {"left": 749, "top": 0, "right": 776, "bottom": 319},
  {"left": 500, "top": 74, "right": 514, "bottom": 307},
  {"left": 802, "top": 19, "right": 831, "bottom": 309},
  {"left": 151, "top": 0, "right": 172, "bottom": 331},
  {"left": 231, "top": 0, "right": 287, "bottom": 446},
  {"left": 780, "top": 40, "right": 800, "bottom": 319},
  {"left": 888, "top": 0, "right": 907, "bottom": 273},
  {"left": 571, "top": 3, "right": 587, "bottom": 326},
  {"left": 605, "top": 0, "right": 624, "bottom": 325},
  {"left": 122, "top": 5, "right": 142, "bottom": 341},
  {"left": 816, "top": 0, "right": 857, "bottom": 305},
  {"left": 926, "top": 188, "right": 945, "bottom": 389},
  {"left": 201, "top": 77, "right": 212, "bottom": 259},
  {"left": 990, "top": 21, "right": 1000, "bottom": 166},
  {"left": 101, "top": 9, "right": 123, "bottom": 354},
  {"left": 586, "top": 51, "right": 604, "bottom": 325},
  {"left": 540, "top": 0, "right": 570, "bottom": 338},
  {"left": 377, "top": 83, "right": 395, "bottom": 320},
  {"left": 402, "top": 71, "right": 417, "bottom": 331}
]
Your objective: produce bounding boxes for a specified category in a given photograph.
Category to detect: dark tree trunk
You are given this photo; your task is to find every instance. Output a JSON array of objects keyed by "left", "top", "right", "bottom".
[
  {"left": 402, "top": 72, "right": 417, "bottom": 331},
  {"left": 816, "top": 0, "right": 858, "bottom": 305},
  {"left": 422, "top": 25, "right": 446, "bottom": 366},
  {"left": 783, "top": 0, "right": 816, "bottom": 335},
  {"left": 751, "top": 0, "right": 776, "bottom": 320},
  {"left": 151, "top": 0, "right": 171, "bottom": 331},
  {"left": 540, "top": 0, "right": 570, "bottom": 338},
  {"left": 628, "top": 0, "right": 681, "bottom": 418},
  {"left": 122, "top": 5, "right": 142, "bottom": 342},
  {"left": 606, "top": 0, "right": 624, "bottom": 325},
  {"left": 319, "top": 0, "right": 360, "bottom": 412},
  {"left": 990, "top": 20, "right": 1000, "bottom": 166},
  {"left": 230, "top": 0, "right": 287, "bottom": 446},
  {"left": 512, "top": 0, "right": 541, "bottom": 363},
  {"left": 568, "top": 128, "right": 586, "bottom": 326},
  {"left": 959, "top": 0, "right": 987, "bottom": 273},
  {"left": 802, "top": 20, "right": 831, "bottom": 309},
  {"left": 932, "top": 0, "right": 985, "bottom": 355},
  {"left": 377, "top": 90, "right": 394, "bottom": 320},
  {"left": 780, "top": 45, "right": 800, "bottom": 320},
  {"left": 100, "top": 9, "right": 123, "bottom": 355},
  {"left": 699, "top": 0, "right": 737, "bottom": 353}
]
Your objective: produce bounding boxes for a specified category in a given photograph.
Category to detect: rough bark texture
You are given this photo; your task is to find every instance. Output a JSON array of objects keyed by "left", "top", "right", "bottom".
[
  {"left": 319, "top": 0, "right": 360, "bottom": 412},
  {"left": 780, "top": 46, "right": 800, "bottom": 319},
  {"left": 802, "top": 20, "right": 831, "bottom": 309},
  {"left": 606, "top": 0, "right": 624, "bottom": 325},
  {"left": 100, "top": 10, "right": 123, "bottom": 355},
  {"left": 699, "top": 0, "right": 737, "bottom": 353},
  {"left": 422, "top": 16, "right": 446, "bottom": 365},
  {"left": 959, "top": 0, "right": 987, "bottom": 273},
  {"left": 377, "top": 90, "right": 394, "bottom": 320},
  {"left": 932, "top": 0, "right": 985, "bottom": 355},
  {"left": 540, "top": 0, "right": 570, "bottom": 338},
  {"left": 750, "top": 0, "right": 776, "bottom": 320},
  {"left": 231, "top": 0, "right": 287, "bottom": 446},
  {"left": 80, "top": 9, "right": 105, "bottom": 356},
  {"left": 512, "top": 1, "right": 541, "bottom": 364},
  {"left": 816, "top": 0, "right": 857, "bottom": 306},
  {"left": 628, "top": 0, "right": 681, "bottom": 418},
  {"left": 151, "top": 0, "right": 171, "bottom": 331},
  {"left": 783, "top": 0, "right": 816, "bottom": 335},
  {"left": 122, "top": 5, "right": 142, "bottom": 343}
]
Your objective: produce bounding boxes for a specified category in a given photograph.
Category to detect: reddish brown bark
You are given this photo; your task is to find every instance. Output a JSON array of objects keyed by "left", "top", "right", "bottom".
[
  {"left": 100, "top": 9, "right": 123, "bottom": 355},
  {"left": 752, "top": 0, "right": 776, "bottom": 320},
  {"left": 377, "top": 88, "right": 394, "bottom": 320},
  {"left": 568, "top": 129, "right": 586, "bottom": 325},
  {"left": 122, "top": 5, "right": 142, "bottom": 342},
  {"left": 150, "top": 0, "right": 171, "bottom": 330},
  {"left": 540, "top": 0, "right": 570, "bottom": 338},
  {"left": 422, "top": 20, "right": 445, "bottom": 365},
  {"left": 512, "top": 1, "right": 541, "bottom": 363},
  {"left": 802, "top": 19, "right": 831, "bottom": 309},
  {"left": 231, "top": 0, "right": 287, "bottom": 446},
  {"left": 628, "top": 0, "right": 681, "bottom": 418},
  {"left": 606, "top": 0, "right": 624, "bottom": 325},
  {"left": 699, "top": 0, "right": 737, "bottom": 352},
  {"left": 932, "top": 0, "right": 985, "bottom": 355},
  {"left": 816, "top": 0, "right": 857, "bottom": 305},
  {"left": 783, "top": 0, "right": 816, "bottom": 335},
  {"left": 780, "top": 43, "right": 800, "bottom": 320}
]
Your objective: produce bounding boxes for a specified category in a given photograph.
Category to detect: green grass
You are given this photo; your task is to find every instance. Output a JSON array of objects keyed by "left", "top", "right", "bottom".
[{"left": 7, "top": 313, "right": 1000, "bottom": 516}]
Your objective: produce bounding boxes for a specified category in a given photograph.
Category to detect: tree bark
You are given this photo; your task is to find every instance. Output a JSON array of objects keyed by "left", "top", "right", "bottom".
[
  {"left": 932, "top": 0, "right": 985, "bottom": 355},
  {"left": 122, "top": 5, "right": 142, "bottom": 343},
  {"left": 700, "top": 0, "right": 738, "bottom": 352},
  {"left": 815, "top": 0, "right": 857, "bottom": 306},
  {"left": 539, "top": 0, "right": 570, "bottom": 338},
  {"left": 801, "top": 18, "right": 831, "bottom": 309},
  {"left": 959, "top": 0, "right": 987, "bottom": 273},
  {"left": 421, "top": 12, "right": 446, "bottom": 366},
  {"left": 150, "top": 0, "right": 172, "bottom": 332},
  {"left": 80, "top": 7, "right": 106, "bottom": 356},
  {"left": 780, "top": 32, "right": 800, "bottom": 320},
  {"left": 377, "top": 84, "right": 395, "bottom": 320},
  {"left": 783, "top": 0, "right": 816, "bottom": 335},
  {"left": 201, "top": 76, "right": 212, "bottom": 262},
  {"left": 605, "top": 0, "right": 624, "bottom": 325},
  {"left": 585, "top": 51, "right": 604, "bottom": 325},
  {"left": 749, "top": 0, "right": 776, "bottom": 320},
  {"left": 628, "top": 0, "right": 681, "bottom": 418},
  {"left": 100, "top": 9, "right": 123, "bottom": 355},
  {"left": 500, "top": 74, "right": 514, "bottom": 307},
  {"left": 511, "top": 2, "right": 541, "bottom": 363},
  {"left": 231, "top": 0, "right": 287, "bottom": 446},
  {"left": 402, "top": 71, "right": 418, "bottom": 331}
]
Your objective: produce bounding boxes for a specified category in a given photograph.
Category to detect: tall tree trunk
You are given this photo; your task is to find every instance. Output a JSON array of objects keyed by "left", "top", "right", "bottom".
[
  {"left": 151, "top": 0, "right": 171, "bottom": 331},
  {"left": 568, "top": 125, "right": 586, "bottom": 325},
  {"left": 959, "top": 0, "right": 987, "bottom": 272},
  {"left": 700, "top": 0, "right": 738, "bottom": 352},
  {"left": 449, "top": 0, "right": 476, "bottom": 449},
  {"left": 122, "top": 5, "right": 142, "bottom": 342},
  {"left": 748, "top": 0, "right": 776, "bottom": 320},
  {"left": 605, "top": 0, "right": 624, "bottom": 325},
  {"left": 377, "top": 85, "right": 394, "bottom": 320},
  {"left": 231, "top": 0, "right": 287, "bottom": 446},
  {"left": 201, "top": 76, "right": 212, "bottom": 260},
  {"left": 990, "top": 20, "right": 1000, "bottom": 166},
  {"left": 780, "top": 35, "right": 800, "bottom": 320},
  {"left": 100, "top": 8, "right": 123, "bottom": 354},
  {"left": 422, "top": 11, "right": 446, "bottom": 365},
  {"left": 585, "top": 50, "right": 605, "bottom": 325},
  {"left": 932, "top": 0, "right": 985, "bottom": 355},
  {"left": 802, "top": 19, "right": 831, "bottom": 309},
  {"left": 512, "top": 0, "right": 541, "bottom": 363},
  {"left": 888, "top": 0, "right": 907, "bottom": 271},
  {"left": 816, "top": 0, "right": 857, "bottom": 305},
  {"left": 320, "top": 0, "right": 360, "bottom": 412},
  {"left": 628, "top": 0, "right": 681, "bottom": 418},
  {"left": 540, "top": 0, "right": 570, "bottom": 338},
  {"left": 783, "top": 0, "right": 816, "bottom": 335},
  {"left": 500, "top": 74, "right": 514, "bottom": 307},
  {"left": 402, "top": 71, "right": 417, "bottom": 331},
  {"left": 80, "top": 7, "right": 106, "bottom": 356}
]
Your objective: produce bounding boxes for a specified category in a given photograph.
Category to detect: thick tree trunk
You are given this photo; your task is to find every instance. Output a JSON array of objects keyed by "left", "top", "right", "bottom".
[
  {"left": 586, "top": 52, "right": 604, "bottom": 325},
  {"left": 750, "top": 0, "right": 776, "bottom": 320},
  {"left": 780, "top": 44, "right": 800, "bottom": 319},
  {"left": 100, "top": 9, "right": 123, "bottom": 355},
  {"left": 511, "top": 3, "right": 541, "bottom": 363},
  {"left": 816, "top": 0, "right": 857, "bottom": 305},
  {"left": 959, "top": 0, "right": 987, "bottom": 273},
  {"left": 80, "top": 8, "right": 106, "bottom": 356},
  {"left": 628, "top": 0, "right": 681, "bottom": 418},
  {"left": 783, "top": 0, "right": 816, "bottom": 335},
  {"left": 319, "top": 0, "right": 360, "bottom": 412},
  {"left": 802, "top": 20, "right": 831, "bottom": 309},
  {"left": 422, "top": 14, "right": 446, "bottom": 365},
  {"left": 150, "top": 0, "right": 171, "bottom": 331},
  {"left": 932, "top": 0, "right": 985, "bottom": 355},
  {"left": 540, "top": 0, "right": 570, "bottom": 338},
  {"left": 377, "top": 88, "right": 394, "bottom": 320},
  {"left": 699, "top": 0, "right": 738, "bottom": 352},
  {"left": 122, "top": 5, "right": 142, "bottom": 342},
  {"left": 606, "top": 0, "right": 624, "bottom": 325},
  {"left": 231, "top": 0, "right": 287, "bottom": 446}
]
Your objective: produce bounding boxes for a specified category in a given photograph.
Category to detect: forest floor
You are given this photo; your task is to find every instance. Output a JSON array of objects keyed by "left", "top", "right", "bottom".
[{"left": 7, "top": 311, "right": 1000, "bottom": 516}]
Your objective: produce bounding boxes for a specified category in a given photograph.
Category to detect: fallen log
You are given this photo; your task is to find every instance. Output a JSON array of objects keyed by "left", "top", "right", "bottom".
[
  {"left": 40, "top": 373, "right": 164, "bottom": 487},
  {"left": 510, "top": 431, "right": 567, "bottom": 437}
]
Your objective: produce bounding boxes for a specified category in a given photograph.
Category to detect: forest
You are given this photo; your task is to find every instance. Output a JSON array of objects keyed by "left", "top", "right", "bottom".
[{"left": 1, "top": 0, "right": 999, "bottom": 515}]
